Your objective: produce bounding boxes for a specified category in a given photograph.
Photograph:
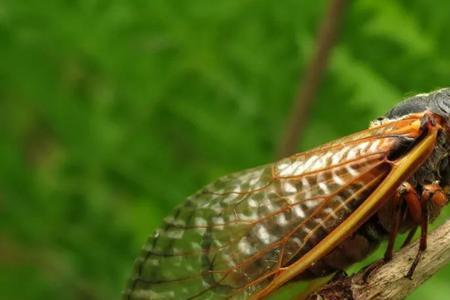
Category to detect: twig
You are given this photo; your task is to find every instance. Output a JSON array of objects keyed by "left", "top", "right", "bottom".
[
  {"left": 277, "top": 0, "right": 346, "bottom": 158},
  {"left": 305, "top": 220, "right": 450, "bottom": 300}
]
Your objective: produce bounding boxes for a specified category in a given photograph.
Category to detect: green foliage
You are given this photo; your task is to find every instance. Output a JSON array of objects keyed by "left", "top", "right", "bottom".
[{"left": 1, "top": 0, "right": 450, "bottom": 299}]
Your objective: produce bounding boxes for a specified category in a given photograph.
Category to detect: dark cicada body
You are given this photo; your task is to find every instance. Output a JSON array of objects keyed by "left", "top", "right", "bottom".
[{"left": 124, "top": 88, "right": 450, "bottom": 300}]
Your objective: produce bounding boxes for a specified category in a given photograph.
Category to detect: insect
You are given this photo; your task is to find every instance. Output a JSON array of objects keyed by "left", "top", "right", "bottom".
[{"left": 123, "top": 88, "right": 450, "bottom": 300}]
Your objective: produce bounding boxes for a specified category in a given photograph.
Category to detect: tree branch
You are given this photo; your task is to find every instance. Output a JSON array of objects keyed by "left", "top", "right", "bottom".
[
  {"left": 277, "top": 0, "right": 347, "bottom": 158},
  {"left": 306, "top": 220, "right": 450, "bottom": 300}
]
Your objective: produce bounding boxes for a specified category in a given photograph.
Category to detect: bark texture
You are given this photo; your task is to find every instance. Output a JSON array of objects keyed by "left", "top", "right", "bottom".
[{"left": 306, "top": 220, "right": 450, "bottom": 300}]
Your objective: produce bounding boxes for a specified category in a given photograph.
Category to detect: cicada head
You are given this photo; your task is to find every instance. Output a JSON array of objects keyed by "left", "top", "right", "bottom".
[
  {"left": 383, "top": 88, "right": 450, "bottom": 200},
  {"left": 385, "top": 88, "right": 450, "bottom": 121}
]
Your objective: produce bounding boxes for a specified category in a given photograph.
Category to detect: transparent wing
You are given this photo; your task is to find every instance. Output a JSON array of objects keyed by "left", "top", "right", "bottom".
[{"left": 124, "top": 116, "right": 423, "bottom": 300}]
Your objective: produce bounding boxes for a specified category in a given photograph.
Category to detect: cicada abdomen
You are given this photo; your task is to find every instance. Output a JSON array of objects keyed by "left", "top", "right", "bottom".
[{"left": 124, "top": 88, "right": 450, "bottom": 300}]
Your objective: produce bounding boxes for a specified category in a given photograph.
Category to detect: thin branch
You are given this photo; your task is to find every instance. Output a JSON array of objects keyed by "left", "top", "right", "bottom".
[
  {"left": 306, "top": 220, "right": 450, "bottom": 300},
  {"left": 277, "top": 0, "right": 346, "bottom": 158}
]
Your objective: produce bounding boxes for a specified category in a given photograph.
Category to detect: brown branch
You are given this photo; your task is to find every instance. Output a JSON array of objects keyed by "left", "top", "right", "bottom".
[
  {"left": 277, "top": 0, "right": 347, "bottom": 158},
  {"left": 305, "top": 220, "right": 450, "bottom": 300}
]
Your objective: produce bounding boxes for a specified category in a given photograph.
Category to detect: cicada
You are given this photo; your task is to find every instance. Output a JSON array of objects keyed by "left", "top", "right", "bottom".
[{"left": 123, "top": 88, "right": 450, "bottom": 300}]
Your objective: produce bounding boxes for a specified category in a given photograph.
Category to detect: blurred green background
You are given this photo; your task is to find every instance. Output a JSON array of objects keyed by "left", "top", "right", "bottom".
[{"left": 2, "top": 0, "right": 450, "bottom": 299}]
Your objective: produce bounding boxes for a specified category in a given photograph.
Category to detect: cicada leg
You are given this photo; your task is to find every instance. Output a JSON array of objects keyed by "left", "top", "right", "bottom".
[
  {"left": 362, "top": 184, "right": 406, "bottom": 282},
  {"left": 384, "top": 183, "right": 409, "bottom": 261},
  {"left": 406, "top": 182, "right": 447, "bottom": 278},
  {"left": 401, "top": 226, "right": 417, "bottom": 248}
]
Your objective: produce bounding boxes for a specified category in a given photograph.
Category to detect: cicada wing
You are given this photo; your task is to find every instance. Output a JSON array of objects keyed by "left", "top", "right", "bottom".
[{"left": 124, "top": 115, "right": 429, "bottom": 300}]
